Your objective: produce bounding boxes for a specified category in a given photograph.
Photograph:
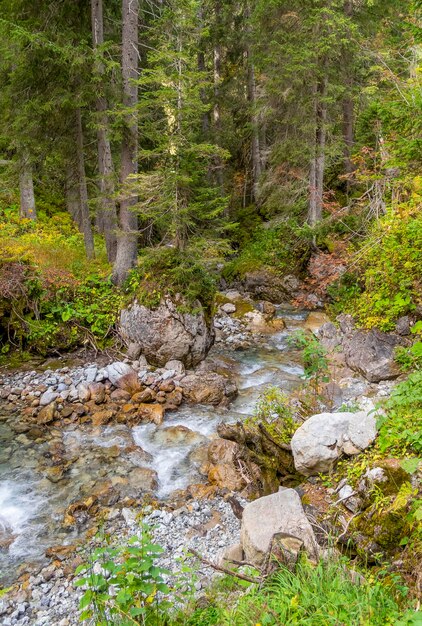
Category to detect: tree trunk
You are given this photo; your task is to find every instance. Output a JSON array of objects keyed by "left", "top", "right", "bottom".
[
  {"left": 308, "top": 77, "right": 328, "bottom": 226},
  {"left": 197, "top": 2, "right": 210, "bottom": 137},
  {"left": 65, "top": 166, "right": 82, "bottom": 229},
  {"left": 19, "top": 152, "right": 36, "bottom": 220},
  {"left": 91, "top": 0, "right": 118, "bottom": 263},
  {"left": 212, "top": 1, "right": 224, "bottom": 192},
  {"left": 112, "top": 0, "right": 139, "bottom": 286},
  {"left": 75, "top": 108, "right": 95, "bottom": 260},
  {"left": 247, "top": 57, "right": 262, "bottom": 202},
  {"left": 342, "top": 0, "right": 355, "bottom": 178}
]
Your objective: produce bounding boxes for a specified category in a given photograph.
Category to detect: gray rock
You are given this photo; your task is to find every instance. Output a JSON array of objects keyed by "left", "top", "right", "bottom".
[
  {"left": 77, "top": 383, "right": 91, "bottom": 403},
  {"left": 126, "top": 342, "right": 142, "bottom": 361},
  {"left": 106, "top": 362, "right": 135, "bottom": 386},
  {"left": 84, "top": 367, "right": 98, "bottom": 383},
  {"left": 119, "top": 297, "right": 214, "bottom": 367},
  {"left": 221, "top": 303, "right": 236, "bottom": 314},
  {"left": 291, "top": 411, "right": 377, "bottom": 476},
  {"left": 241, "top": 488, "right": 319, "bottom": 566},
  {"left": 39, "top": 391, "right": 58, "bottom": 407},
  {"left": 164, "top": 360, "right": 185, "bottom": 375},
  {"left": 343, "top": 328, "right": 405, "bottom": 383}
]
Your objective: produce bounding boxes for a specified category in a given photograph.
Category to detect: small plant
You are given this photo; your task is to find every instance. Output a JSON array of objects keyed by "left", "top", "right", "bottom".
[
  {"left": 250, "top": 385, "right": 297, "bottom": 443},
  {"left": 75, "top": 523, "right": 175, "bottom": 625},
  {"left": 288, "top": 330, "right": 330, "bottom": 396}
]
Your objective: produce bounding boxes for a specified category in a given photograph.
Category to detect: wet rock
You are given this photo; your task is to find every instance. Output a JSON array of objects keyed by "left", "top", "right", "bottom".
[
  {"left": 39, "top": 391, "right": 58, "bottom": 407},
  {"left": 164, "top": 389, "right": 183, "bottom": 410},
  {"left": 132, "top": 388, "right": 156, "bottom": 403},
  {"left": 119, "top": 297, "right": 214, "bottom": 367},
  {"left": 291, "top": 411, "right": 377, "bottom": 476},
  {"left": 127, "top": 467, "right": 158, "bottom": 492},
  {"left": 106, "top": 362, "right": 134, "bottom": 386},
  {"left": 37, "top": 402, "right": 57, "bottom": 425},
  {"left": 91, "top": 409, "right": 115, "bottom": 427},
  {"left": 241, "top": 488, "right": 319, "bottom": 567},
  {"left": 180, "top": 372, "right": 238, "bottom": 406},
  {"left": 88, "top": 382, "right": 106, "bottom": 404},
  {"left": 63, "top": 496, "right": 98, "bottom": 528},
  {"left": 153, "top": 425, "right": 205, "bottom": 446},
  {"left": 137, "top": 403, "right": 165, "bottom": 425}
]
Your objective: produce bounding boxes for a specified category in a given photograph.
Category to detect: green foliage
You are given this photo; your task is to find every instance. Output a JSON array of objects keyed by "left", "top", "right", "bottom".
[
  {"left": 126, "top": 245, "right": 217, "bottom": 313},
  {"left": 248, "top": 385, "right": 297, "bottom": 444},
  {"left": 222, "top": 222, "right": 310, "bottom": 281},
  {"left": 288, "top": 330, "right": 330, "bottom": 388},
  {"left": 222, "top": 557, "right": 409, "bottom": 626},
  {"left": 376, "top": 370, "right": 422, "bottom": 456},
  {"left": 329, "top": 209, "right": 422, "bottom": 331},
  {"left": 76, "top": 524, "right": 176, "bottom": 625}
]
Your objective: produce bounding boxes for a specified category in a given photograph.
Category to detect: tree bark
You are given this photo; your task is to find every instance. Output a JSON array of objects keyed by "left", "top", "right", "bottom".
[
  {"left": 342, "top": 0, "right": 355, "bottom": 178},
  {"left": 65, "top": 166, "right": 82, "bottom": 229},
  {"left": 112, "top": 0, "right": 139, "bottom": 286},
  {"left": 247, "top": 57, "right": 262, "bottom": 202},
  {"left": 19, "top": 151, "right": 36, "bottom": 220},
  {"left": 75, "top": 108, "right": 95, "bottom": 260},
  {"left": 308, "top": 77, "right": 328, "bottom": 226},
  {"left": 212, "top": 0, "right": 224, "bottom": 192},
  {"left": 91, "top": 0, "right": 118, "bottom": 262}
]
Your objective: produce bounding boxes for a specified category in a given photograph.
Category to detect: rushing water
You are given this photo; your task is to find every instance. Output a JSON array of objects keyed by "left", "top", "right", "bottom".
[{"left": 0, "top": 309, "right": 310, "bottom": 584}]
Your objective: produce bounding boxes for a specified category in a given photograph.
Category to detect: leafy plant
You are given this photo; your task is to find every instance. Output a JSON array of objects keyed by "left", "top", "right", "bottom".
[
  {"left": 288, "top": 330, "right": 330, "bottom": 391},
  {"left": 249, "top": 385, "right": 297, "bottom": 444},
  {"left": 76, "top": 523, "right": 176, "bottom": 625}
]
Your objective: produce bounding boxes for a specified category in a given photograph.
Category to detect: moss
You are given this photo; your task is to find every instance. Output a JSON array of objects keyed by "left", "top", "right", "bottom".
[{"left": 214, "top": 293, "right": 255, "bottom": 317}]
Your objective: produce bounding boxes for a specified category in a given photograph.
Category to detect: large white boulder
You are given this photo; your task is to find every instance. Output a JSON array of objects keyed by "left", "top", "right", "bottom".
[
  {"left": 291, "top": 411, "right": 377, "bottom": 476},
  {"left": 240, "top": 488, "right": 319, "bottom": 566}
]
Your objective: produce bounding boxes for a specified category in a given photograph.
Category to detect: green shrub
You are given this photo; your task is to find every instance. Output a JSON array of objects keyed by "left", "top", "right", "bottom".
[
  {"left": 222, "top": 222, "right": 310, "bottom": 281},
  {"left": 328, "top": 210, "right": 422, "bottom": 331},
  {"left": 126, "top": 246, "right": 217, "bottom": 313}
]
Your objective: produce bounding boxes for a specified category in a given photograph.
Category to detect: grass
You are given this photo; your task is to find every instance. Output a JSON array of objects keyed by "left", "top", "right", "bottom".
[{"left": 170, "top": 557, "right": 420, "bottom": 626}]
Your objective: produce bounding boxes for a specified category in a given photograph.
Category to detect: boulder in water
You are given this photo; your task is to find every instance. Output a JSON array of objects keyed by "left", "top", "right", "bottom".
[{"left": 180, "top": 372, "right": 237, "bottom": 406}]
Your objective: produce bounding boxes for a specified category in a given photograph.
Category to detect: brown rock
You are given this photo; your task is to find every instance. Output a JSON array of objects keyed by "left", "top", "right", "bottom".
[
  {"left": 115, "top": 371, "right": 142, "bottom": 395},
  {"left": 155, "top": 391, "right": 167, "bottom": 404},
  {"left": 164, "top": 389, "right": 183, "bottom": 410},
  {"left": 89, "top": 382, "right": 106, "bottom": 404},
  {"left": 132, "top": 388, "right": 155, "bottom": 403},
  {"left": 73, "top": 403, "right": 87, "bottom": 417},
  {"left": 208, "top": 439, "right": 239, "bottom": 465},
  {"left": 187, "top": 484, "right": 218, "bottom": 499},
  {"left": 159, "top": 380, "right": 175, "bottom": 393},
  {"left": 121, "top": 403, "right": 138, "bottom": 415},
  {"left": 60, "top": 406, "right": 74, "bottom": 418},
  {"left": 137, "top": 403, "right": 165, "bottom": 425},
  {"left": 181, "top": 372, "right": 238, "bottom": 406},
  {"left": 63, "top": 495, "right": 98, "bottom": 527},
  {"left": 110, "top": 389, "right": 131, "bottom": 402},
  {"left": 45, "top": 544, "right": 77, "bottom": 561},
  {"left": 154, "top": 425, "right": 205, "bottom": 446},
  {"left": 91, "top": 409, "right": 115, "bottom": 427},
  {"left": 127, "top": 467, "right": 158, "bottom": 492},
  {"left": 37, "top": 402, "right": 56, "bottom": 425},
  {"left": 208, "top": 464, "right": 245, "bottom": 492}
]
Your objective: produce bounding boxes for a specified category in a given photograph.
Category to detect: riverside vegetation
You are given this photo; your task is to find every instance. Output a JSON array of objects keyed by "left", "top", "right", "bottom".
[{"left": 0, "top": 0, "right": 422, "bottom": 625}]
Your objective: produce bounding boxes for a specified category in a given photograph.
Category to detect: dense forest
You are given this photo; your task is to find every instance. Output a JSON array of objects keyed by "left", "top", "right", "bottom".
[{"left": 0, "top": 1, "right": 421, "bottom": 625}]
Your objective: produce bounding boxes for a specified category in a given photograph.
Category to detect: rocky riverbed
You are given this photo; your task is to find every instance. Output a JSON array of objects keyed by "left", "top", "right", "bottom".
[{"left": 0, "top": 299, "right": 407, "bottom": 625}]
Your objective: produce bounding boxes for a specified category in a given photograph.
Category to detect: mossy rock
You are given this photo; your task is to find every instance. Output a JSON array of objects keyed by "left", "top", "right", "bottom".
[
  {"left": 214, "top": 293, "right": 255, "bottom": 318},
  {"left": 352, "top": 481, "right": 414, "bottom": 552}
]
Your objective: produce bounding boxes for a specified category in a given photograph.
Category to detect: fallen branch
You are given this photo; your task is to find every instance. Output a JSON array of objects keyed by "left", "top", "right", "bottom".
[{"left": 190, "top": 549, "right": 263, "bottom": 584}]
